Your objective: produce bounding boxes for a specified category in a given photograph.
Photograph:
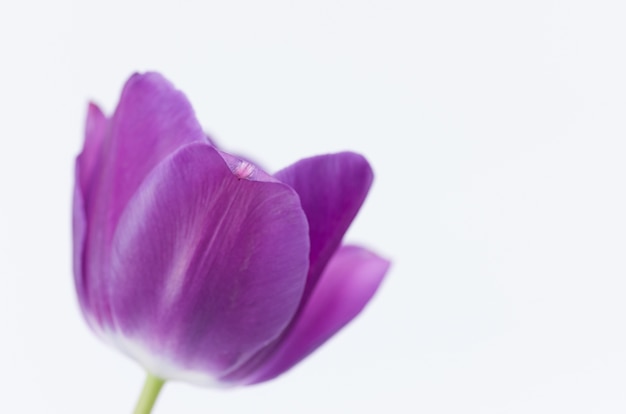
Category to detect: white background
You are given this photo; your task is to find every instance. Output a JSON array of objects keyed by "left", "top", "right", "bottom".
[{"left": 1, "top": 1, "right": 626, "bottom": 413}]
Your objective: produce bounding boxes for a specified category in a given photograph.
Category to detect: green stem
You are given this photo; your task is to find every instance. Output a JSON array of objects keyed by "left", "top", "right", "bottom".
[{"left": 133, "top": 373, "right": 166, "bottom": 414}]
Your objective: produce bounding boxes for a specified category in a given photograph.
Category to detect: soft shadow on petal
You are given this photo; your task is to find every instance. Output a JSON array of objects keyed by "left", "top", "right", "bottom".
[
  {"left": 74, "top": 104, "right": 107, "bottom": 322},
  {"left": 241, "top": 245, "right": 390, "bottom": 384},
  {"left": 77, "top": 103, "right": 107, "bottom": 199},
  {"left": 82, "top": 73, "right": 210, "bottom": 327},
  {"left": 92, "top": 72, "right": 209, "bottom": 240},
  {"left": 72, "top": 161, "right": 89, "bottom": 314},
  {"left": 275, "top": 153, "right": 374, "bottom": 302},
  {"left": 108, "top": 143, "right": 310, "bottom": 381}
]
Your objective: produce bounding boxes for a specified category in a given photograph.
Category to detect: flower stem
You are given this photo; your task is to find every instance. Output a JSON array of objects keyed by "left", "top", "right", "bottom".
[{"left": 133, "top": 373, "right": 165, "bottom": 414}]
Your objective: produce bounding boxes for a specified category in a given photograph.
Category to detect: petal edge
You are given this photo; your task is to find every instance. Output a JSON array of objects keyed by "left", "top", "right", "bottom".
[
  {"left": 106, "top": 143, "right": 311, "bottom": 381},
  {"left": 239, "top": 245, "right": 389, "bottom": 384},
  {"left": 275, "top": 152, "right": 374, "bottom": 303}
]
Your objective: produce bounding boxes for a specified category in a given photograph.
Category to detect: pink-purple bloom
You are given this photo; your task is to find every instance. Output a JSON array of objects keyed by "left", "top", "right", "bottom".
[{"left": 72, "top": 72, "right": 390, "bottom": 386}]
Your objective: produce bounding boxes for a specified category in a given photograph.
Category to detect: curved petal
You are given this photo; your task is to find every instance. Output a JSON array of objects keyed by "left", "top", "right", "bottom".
[
  {"left": 72, "top": 160, "right": 88, "bottom": 314},
  {"left": 77, "top": 103, "right": 107, "bottom": 198},
  {"left": 274, "top": 152, "right": 374, "bottom": 301},
  {"left": 105, "top": 143, "right": 310, "bottom": 383},
  {"left": 74, "top": 104, "right": 107, "bottom": 320},
  {"left": 92, "top": 72, "right": 209, "bottom": 241},
  {"left": 81, "top": 73, "right": 209, "bottom": 326},
  {"left": 240, "top": 245, "right": 389, "bottom": 384}
]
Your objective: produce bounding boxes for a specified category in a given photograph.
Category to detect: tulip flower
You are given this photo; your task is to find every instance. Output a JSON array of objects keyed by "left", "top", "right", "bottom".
[{"left": 73, "top": 72, "right": 390, "bottom": 413}]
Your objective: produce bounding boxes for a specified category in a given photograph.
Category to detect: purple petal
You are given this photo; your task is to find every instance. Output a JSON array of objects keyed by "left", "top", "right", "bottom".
[
  {"left": 242, "top": 245, "right": 389, "bottom": 384},
  {"left": 274, "top": 152, "right": 374, "bottom": 301},
  {"left": 74, "top": 104, "right": 107, "bottom": 320},
  {"left": 106, "top": 143, "right": 310, "bottom": 381},
  {"left": 80, "top": 73, "right": 209, "bottom": 326},
  {"left": 77, "top": 103, "right": 107, "bottom": 196},
  {"left": 91, "top": 72, "right": 208, "bottom": 240},
  {"left": 72, "top": 161, "right": 88, "bottom": 313}
]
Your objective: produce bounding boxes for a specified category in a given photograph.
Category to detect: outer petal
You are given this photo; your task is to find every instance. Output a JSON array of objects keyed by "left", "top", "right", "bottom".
[
  {"left": 274, "top": 152, "right": 373, "bottom": 302},
  {"left": 77, "top": 103, "right": 107, "bottom": 197},
  {"left": 90, "top": 72, "right": 209, "bottom": 239},
  {"left": 81, "top": 73, "right": 209, "bottom": 325},
  {"left": 72, "top": 161, "right": 88, "bottom": 312},
  {"left": 74, "top": 104, "right": 107, "bottom": 315},
  {"left": 105, "top": 143, "right": 309, "bottom": 384},
  {"left": 238, "top": 245, "right": 389, "bottom": 384}
]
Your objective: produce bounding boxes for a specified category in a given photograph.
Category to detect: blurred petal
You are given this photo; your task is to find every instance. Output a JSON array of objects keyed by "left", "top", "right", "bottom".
[
  {"left": 275, "top": 152, "right": 373, "bottom": 301},
  {"left": 82, "top": 73, "right": 209, "bottom": 325},
  {"left": 106, "top": 143, "right": 310, "bottom": 382},
  {"left": 93, "top": 72, "right": 209, "bottom": 238},
  {"left": 72, "top": 161, "right": 89, "bottom": 313},
  {"left": 74, "top": 105, "right": 108, "bottom": 320},
  {"left": 242, "top": 245, "right": 389, "bottom": 384},
  {"left": 77, "top": 103, "right": 107, "bottom": 198}
]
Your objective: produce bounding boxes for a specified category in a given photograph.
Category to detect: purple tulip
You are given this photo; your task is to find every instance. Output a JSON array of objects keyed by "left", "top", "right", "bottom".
[{"left": 72, "top": 72, "right": 390, "bottom": 390}]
